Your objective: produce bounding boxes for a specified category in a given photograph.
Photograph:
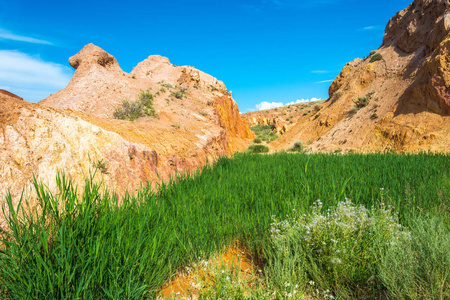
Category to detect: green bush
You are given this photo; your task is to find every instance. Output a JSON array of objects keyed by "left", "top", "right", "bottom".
[
  {"left": 352, "top": 96, "right": 369, "bottom": 108},
  {"left": 139, "top": 90, "right": 153, "bottom": 107},
  {"left": 140, "top": 90, "right": 157, "bottom": 117},
  {"left": 170, "top": 87, "right": 187, "bottom": 100},
  {"left": 248, "top": 144, "right": 269, "bottom": 153},
  {"left": 113, "top": 89, "right": 156, "bottom": 121},
  {"left": 289, "top": 141, "right": 304, "bottom": 152},
  {"left": 159, "top": 82, "right": 174, "bottom": 89},
  {"left": 370, "top": 53, "right": 383, "bottom": 63},
  {"left": 265, "top": 200, "right": 411, "bottom": 299},
  {"left": 253, "top": 138, "right": 262, "bottom": 144},
  {"left": 171, "top": 91, "right": 183, "bottom": 99},
  {"left": 113, "top": 99, "right": 143, "bottom": 121}
]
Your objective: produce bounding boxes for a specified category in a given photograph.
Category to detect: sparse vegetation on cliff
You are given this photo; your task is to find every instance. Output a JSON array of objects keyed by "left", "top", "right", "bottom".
[
  {"left": 158, "top": 81, "right": 174, "bottom": 89},
  {"left": 289, "top": 141, "right": 305, "bottom": 152},
  {"left": 330, "top": 90, "right": 343, "bottom": 103},
  {"left": 370, "top": 52, "right": 383, "bottom": 63},
  {"left": 313, "top": 104, "right": 321, "bottom": 112},
  {"left": 170, "top": 87, "right": 188, "bottom": 100},
  {"left": 113, "top": 89, "right": 156, "bottom": 121},
  {"left": 350, "top": 90, "right": 375, "bottom": 117},
  {"left": 249, "top": 125, "right": 278, "bottom": 143},
  {"left": 352, "top": 96, "right": 369, "bottom": 108}
]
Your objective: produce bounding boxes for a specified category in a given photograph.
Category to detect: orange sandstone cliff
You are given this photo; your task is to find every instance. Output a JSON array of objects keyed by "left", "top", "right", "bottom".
[
  {"left": 1, "top": 45, "right": 253, "bottom": 227},
  {"left": 269, "top": 0, "right": 450, "bottom": 153}
]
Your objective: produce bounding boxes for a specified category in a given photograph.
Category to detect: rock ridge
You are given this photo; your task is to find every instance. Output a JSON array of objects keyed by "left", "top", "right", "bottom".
[
  {"left": 270, "top": 0, "right": 450, "bottom": 153},
  {"left": 1, "top": 45, "right": 253, "bottom": 227}
]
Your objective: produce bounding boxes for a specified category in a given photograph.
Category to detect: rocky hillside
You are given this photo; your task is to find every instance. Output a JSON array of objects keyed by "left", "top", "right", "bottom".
[
  {"left": 271, "top": 0, "right": 450, "bottom": 152},
  {"left": 1, "top": 45, "right": 253, "bottom": 226},
  {"left": 241, "top": 100, "right": 326, "bottom": 135}
]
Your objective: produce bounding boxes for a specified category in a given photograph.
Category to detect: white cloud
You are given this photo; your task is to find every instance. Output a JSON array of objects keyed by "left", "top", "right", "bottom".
[
  {"left": 255, "top": 101, "right": 284, "bottom": 110},
  {"left": 315, "top": 79, "right": 334, "bottom": 84},
  {"left": 0, "top": 50, "right": 73, "bottom": 102},
  {"left": 311, "top": 70, "right": 331, "bottom": 74},
  {"left": 253, "top": 97, "right": 321, "bottom": 111},
  {"left": 285, "top": 97, "right": 320, "bottom": 105},
  {"left": 0, "top": 29, "right": 53, "bottom": 45}
]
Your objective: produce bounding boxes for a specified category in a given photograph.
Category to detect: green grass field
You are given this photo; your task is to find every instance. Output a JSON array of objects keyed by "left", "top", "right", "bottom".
[{"left": 1, "top": 152, "right": 449, "bottom": 299}]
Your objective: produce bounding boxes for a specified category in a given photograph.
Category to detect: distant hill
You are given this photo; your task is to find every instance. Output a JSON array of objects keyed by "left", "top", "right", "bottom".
[{"left": 241, "top": 99, "right": 326, "bottom": 136}]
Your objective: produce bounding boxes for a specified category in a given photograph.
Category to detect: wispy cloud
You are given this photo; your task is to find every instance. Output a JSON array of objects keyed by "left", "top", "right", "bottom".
[
  {"left": 252, "top": 97, "right": 321, "bottom": 111},
  {"left": 315, "top": 79, "right": 334, "bottom": 84},
  {"left": 0, "top": 50, "right": 73, "bottom": 102},
  {"left": 0, "top": 29, "right": 53, "bottom": 45},
  {"left": 359, "top": 25, "right": 382, "bottom": 31},
  {"left": 311, "top": 70, "right": 331, "bottom": 74}
]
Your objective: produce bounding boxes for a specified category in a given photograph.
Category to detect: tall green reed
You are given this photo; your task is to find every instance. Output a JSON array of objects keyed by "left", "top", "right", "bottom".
[{"left": 0, "top": 152, "right": 448, "bottom": 298}]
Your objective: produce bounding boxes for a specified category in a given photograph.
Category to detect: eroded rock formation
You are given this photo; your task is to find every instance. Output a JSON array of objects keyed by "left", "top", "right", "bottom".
[
  {"left": 1, "top": 45, "right": 253, "bottom": 227},
  {"left": 271, "top": 0, "right": 450, "bottom": 153}
]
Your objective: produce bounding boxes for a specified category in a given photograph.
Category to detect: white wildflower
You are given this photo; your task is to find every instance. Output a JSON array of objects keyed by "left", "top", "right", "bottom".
[{"left": 331, "top": 257, "right": 342, "bottom": 264}]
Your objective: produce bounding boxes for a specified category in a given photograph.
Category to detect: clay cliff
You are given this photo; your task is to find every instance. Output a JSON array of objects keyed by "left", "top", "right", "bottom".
[
  {"left": 1, "top": 45, "right": 253, "bottom": 227},
  {"left": 270, "top": 0, "right": 450, "bottom": 152}
]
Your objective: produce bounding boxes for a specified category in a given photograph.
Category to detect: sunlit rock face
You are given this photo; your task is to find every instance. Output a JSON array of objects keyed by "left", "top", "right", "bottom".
[
  {"left": 270, "top": 0, "right": 450, "bottom": 153},
  {"left": 1, "top": 44, "right": 253, "bottom": 227}
]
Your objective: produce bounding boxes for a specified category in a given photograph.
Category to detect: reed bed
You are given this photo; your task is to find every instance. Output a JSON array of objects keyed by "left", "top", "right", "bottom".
[{"left": 0, "top": 152, "right": 448, "bottom": 299}]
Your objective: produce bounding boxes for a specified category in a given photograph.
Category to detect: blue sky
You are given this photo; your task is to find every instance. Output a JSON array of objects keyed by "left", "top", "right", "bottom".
[{"left": 0, "top": 0, "right": 410, "bottom": 111}]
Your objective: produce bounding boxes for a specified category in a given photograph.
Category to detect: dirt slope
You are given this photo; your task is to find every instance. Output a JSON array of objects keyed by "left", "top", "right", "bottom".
[
  {"left": 1, "top": 45, "right": 253, "bottom": 227},
  {"left": 271, "top": 0, "right": 450, "bottom": 153}
]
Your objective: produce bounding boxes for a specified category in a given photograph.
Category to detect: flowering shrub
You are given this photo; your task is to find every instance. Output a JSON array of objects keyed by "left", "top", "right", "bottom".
[{"left": 267, "top": 200, "right": 411, "bottom": 298}]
